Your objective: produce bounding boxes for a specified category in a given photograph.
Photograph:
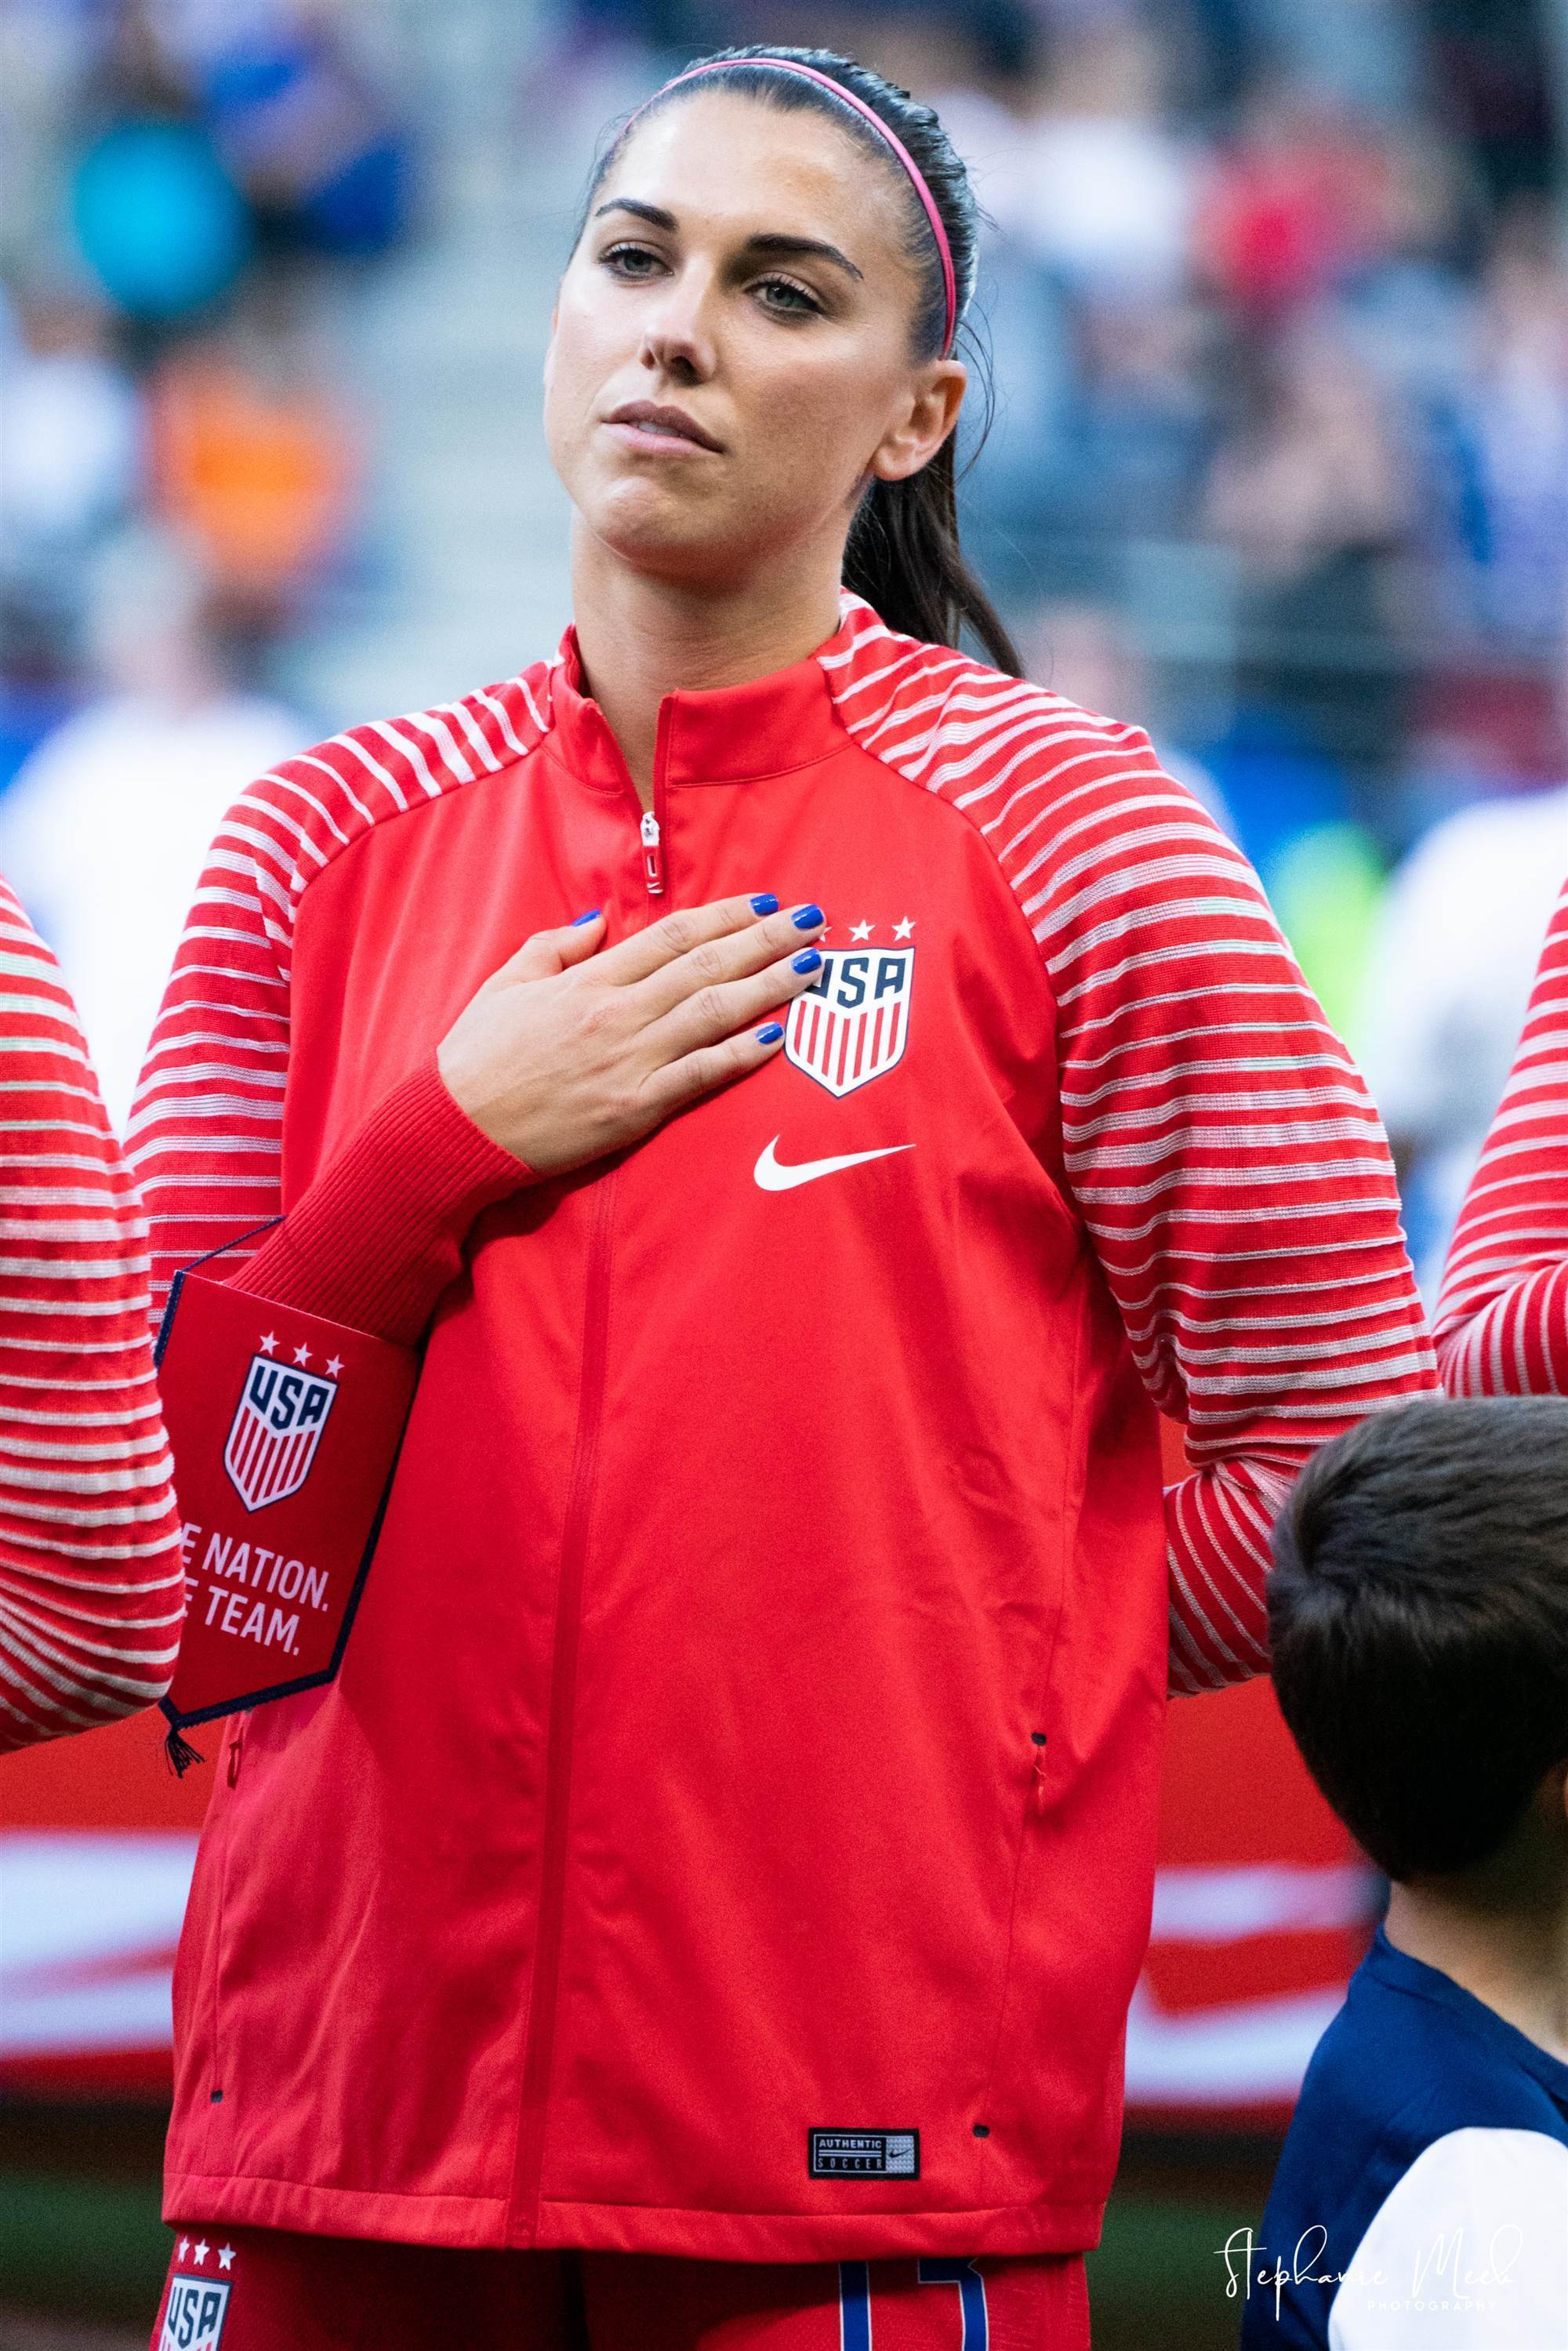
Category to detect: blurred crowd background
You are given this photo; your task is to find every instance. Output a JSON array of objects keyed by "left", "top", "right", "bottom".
[
  {"left": 5, "top": 1, "right": 1568, "bottom": 2342},
  {"left": 5, "top": 0, "right": 1568, "bottom": 1283}
]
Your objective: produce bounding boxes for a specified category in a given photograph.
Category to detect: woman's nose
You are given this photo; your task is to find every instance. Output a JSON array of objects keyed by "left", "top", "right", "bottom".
[{"left": 638, "top": 273, "right": 718, "bottom": 383}]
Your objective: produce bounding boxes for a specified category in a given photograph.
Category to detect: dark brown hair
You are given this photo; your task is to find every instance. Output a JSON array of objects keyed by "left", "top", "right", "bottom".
[
  {"left": 1269, "top": 1397, "right": 1568, "bottom": 1881},
  {"left": 577, "top": 45, "right": 1021, "bottom": 674}
]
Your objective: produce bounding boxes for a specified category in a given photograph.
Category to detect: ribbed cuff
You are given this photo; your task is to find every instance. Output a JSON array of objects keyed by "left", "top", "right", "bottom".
[{"left": 234, "top": 1057, "right": 531, "bottom": 1345}]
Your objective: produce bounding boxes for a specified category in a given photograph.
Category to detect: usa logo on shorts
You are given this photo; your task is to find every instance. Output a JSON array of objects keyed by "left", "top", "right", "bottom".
[
  {"left": 785, "top": 946, "right": 914, "bottom": 1098},
  {"left": 224, "top": 1348, "right": 338, "bottom": 1512},
  {"left": 160, "top": 2277, "right": 230, "bottom": 2350}
]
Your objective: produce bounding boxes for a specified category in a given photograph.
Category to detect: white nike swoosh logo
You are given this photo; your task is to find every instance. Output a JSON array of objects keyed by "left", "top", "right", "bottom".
[{"left": 753, "top": 1137, "right": 914, "bottom": 1192}]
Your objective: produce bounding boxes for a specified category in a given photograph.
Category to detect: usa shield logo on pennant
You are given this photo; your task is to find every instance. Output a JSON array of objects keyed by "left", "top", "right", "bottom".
[
  {"left": 785, "top": 946, "right": 914, "bottom": 1097},
  {"left": 223, "top": 1348, "right": 338, "bottom": 1513},
  {"left": 160, "top": 2277, "right": 230, "bottom": 2350}
]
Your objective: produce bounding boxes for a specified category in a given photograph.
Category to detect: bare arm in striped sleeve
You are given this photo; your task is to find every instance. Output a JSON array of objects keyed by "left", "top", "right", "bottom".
[
  {"left": 1433, "top": 872, "right": 1568, "bottom": 1393},
  {"left": 0, "top": 878, "right": 183, "bottom": 1748}
]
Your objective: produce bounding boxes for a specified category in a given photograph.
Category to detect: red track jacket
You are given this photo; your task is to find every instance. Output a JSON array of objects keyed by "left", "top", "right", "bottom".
[{"left": 131, "top": 596, "right": 1434, "bottom": 2258}]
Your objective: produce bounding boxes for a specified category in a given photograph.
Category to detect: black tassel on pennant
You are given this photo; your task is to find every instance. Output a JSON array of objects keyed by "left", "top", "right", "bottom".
[{"left": 162, "top": 1699, "right": 204, "bottom": 1778}]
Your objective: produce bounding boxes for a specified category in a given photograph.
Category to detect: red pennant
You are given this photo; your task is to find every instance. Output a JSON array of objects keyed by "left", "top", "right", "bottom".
[{"left": 155, "top": 1272, "right": 416, "bottom": 1742}]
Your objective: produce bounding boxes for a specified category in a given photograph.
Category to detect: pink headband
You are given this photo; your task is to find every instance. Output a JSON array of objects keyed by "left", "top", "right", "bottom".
[{"left": 629, "top": 56, "right": 959, "bottom": 357}]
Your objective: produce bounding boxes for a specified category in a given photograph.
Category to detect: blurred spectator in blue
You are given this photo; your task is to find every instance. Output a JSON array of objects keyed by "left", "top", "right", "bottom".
[
  {"left": 1203, "top": 306, "right": 1412, "bottom": 788},
  {"left": 0, "top": 279, "right": 140, "bottom": 578},
  {"left": 69, "top": 0, "right": 253, "bottom": 327},
  {"left": 0, "top": 530, "right": 309, "bottom": 1133},
  {"left": 0, "top": 275, "right": 141, "bottom": 785},
  {"left": 0, "top": 581, "right": 80, "bottom": 800},
  {"left": 1356, "top": 764, "right": 1568, "bottom": 1297},
  {"left": 168, "top": 0, "right": 416, "bottom": 263},
  {"left": 1421, "top": 206, "right": 1568, "bottom": 655},
  {"left": 955, "top": 9, "right": 1213, "bottom": 597},
  {"left": 64, "top": 0, "right": 414, "bottom": 336}
]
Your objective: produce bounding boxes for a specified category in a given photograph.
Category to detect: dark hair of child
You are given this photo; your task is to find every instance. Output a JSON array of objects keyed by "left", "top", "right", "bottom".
[{"left": 1269, "top": 1396, "right": 1568, "bottom": 1881}]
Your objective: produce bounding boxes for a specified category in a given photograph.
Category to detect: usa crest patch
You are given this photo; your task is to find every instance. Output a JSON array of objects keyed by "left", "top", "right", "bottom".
[
  {"left": 224, "top": 1351, "right": 337, "bottom": 1512},
  {"left": 160, "top": 2277, "right": 230, "bottom": 2349},
  {"left": 785, "top": 947, "right": 913, "bottom": 1097}
]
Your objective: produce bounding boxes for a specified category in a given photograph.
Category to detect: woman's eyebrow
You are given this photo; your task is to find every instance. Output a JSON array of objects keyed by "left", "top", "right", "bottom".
[
  {"left": 592, "top": 198, "right": 862, "bottom": 282},
  {"left": 594, "top": 197, "right": 678, "bottom": 230},
  {"left": 743, "top": 233, "right": 862, "bottom": 283}
]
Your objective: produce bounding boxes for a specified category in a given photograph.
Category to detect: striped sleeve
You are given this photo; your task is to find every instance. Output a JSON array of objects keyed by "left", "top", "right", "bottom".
[
  {"left": 125, "top": 674, "right": 550, "bottom": 1341},
  {"left": 1433, "top": 872, "right": 1568, "bottom": 1392},
  {"left": 0, "top": 876, "right": 183, "bottom": 1749},
  {"left": 1041, "top": 741, "right": 1438, "bottom": 1693},
  {"left": 125, "top": 767, "right": 296, "bottom": 1317},
  {"left": 823, "top": 609, "right": 1439, "bottom": 1695}
]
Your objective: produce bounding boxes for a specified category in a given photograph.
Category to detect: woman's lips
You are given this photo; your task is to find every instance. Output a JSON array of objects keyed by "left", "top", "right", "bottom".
[{"left": 603, "top": 403, "right": 723, "bottom": 455}]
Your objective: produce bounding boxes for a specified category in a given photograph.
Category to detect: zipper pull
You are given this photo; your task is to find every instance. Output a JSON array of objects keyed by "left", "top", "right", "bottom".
[
  {"left": 227, "top": 1725, "right": 245, "bottom": 1788},
  {"left": 640, "top": 807, "right": 665, "bottom": 897}
]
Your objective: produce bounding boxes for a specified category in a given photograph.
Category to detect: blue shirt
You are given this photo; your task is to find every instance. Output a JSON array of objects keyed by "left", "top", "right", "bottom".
[{"left": 1237, "top": 1925, "right": 1568, "bottom": 2348}]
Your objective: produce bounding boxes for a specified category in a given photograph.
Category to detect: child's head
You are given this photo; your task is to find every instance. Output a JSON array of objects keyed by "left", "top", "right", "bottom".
[{"left": 1269, "top": 1397, "right": 1568, "bottom": 1887}]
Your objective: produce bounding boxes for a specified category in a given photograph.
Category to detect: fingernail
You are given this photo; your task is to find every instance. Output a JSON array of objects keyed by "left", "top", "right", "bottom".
[
  {"left": 750, "top": 893, "right": 779, "bottom": 915},
  {"left": 792, "top": 947, "right": 821, "bottom": 974},
  {"left": 756, "top": 1021, "right": 784, "bottom": 1044},
  {"left": 791, "top": 903, "right": 824, "bottom": 929},
  {"left": 571, "top": 908, "right": 601, "bottom": 926}
]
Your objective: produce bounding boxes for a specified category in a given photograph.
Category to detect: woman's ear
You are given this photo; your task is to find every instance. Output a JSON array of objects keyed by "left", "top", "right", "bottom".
[{"left": 869, "top": 360, "right": 967, "bottom": 485}]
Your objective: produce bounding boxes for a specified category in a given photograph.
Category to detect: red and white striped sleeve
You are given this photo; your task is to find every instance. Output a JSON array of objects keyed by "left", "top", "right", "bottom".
[
  {"left": 1433, "top": 872, "right": 1568, "bottom": 1393},
  {"left": 0, "top": 877, "right": 183, "bottom": 1749},
  {"left": 824, "top": 615, "right": 1439, "bottom": 1696},
  {"left": 1039, "top": 743, "right": 1438, "bottom": 1692}
]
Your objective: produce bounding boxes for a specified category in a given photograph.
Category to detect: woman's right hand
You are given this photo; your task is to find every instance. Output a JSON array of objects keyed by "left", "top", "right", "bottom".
[{"left": 436, "top": 894, "right": 827, "bottom": 1176}]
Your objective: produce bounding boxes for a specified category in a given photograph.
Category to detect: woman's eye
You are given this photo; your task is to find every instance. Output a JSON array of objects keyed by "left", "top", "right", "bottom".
[
  {"left": 601, "top": 243, "right": 665, "bottom": 279},
  {"left": 755, "top": 275, "right": 822, "bottom": 317}
]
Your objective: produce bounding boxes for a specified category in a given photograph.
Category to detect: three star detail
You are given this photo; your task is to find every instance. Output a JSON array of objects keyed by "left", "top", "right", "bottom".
[
  {"left": 831, "top": 916, "right": 914, "bottom": 941},
  {"left": 256, "top": 1333, "right": 343, "bottom": 1377},
  {"left": 176, "top": 2239, "right": 235, "bottom": 2269}
]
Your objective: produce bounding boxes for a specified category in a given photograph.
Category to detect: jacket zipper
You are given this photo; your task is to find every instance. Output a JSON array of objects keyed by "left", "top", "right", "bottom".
[
  {"left": 641, "top": 807, "right": 664, "bottom": 894},
  {"left": 640, "top": 717, "right": 670, "bottom": 895},
  {"left": 509, "top": 727, "right": 672, "bottom": 2239}
]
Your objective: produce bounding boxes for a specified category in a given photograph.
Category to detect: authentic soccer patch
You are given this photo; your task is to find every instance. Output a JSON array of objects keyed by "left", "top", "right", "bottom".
[
  {"left": 160, "top": 2276, "right": 231, "bottom": 2350},
  {"left": 808, "top": 2128, "right": 920, "bottom": 2179}
]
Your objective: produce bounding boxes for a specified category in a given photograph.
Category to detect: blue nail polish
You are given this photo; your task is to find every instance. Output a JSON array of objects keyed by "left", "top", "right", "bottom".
[
  {"left": 792, "top": 903, "right": 824, "bottom": 929},
  {"left": 750, "top": 893, "right": 779, "bottom": 916},
  {"left": 756, "top": 1021, "right": 784, "bottom": 1044},
  {"left": 571, "top": 908, "right": 601, "bottom": 926},
  {"left": 792, "top": 947, "right": 822, "bottom": 974}
]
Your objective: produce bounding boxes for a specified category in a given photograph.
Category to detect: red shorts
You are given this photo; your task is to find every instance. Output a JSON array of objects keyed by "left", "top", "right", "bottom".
[{"left": 151, "top": 2227, "right": 1091, "bottom": 2349}]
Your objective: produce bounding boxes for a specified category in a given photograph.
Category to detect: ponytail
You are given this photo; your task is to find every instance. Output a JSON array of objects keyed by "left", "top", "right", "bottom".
[
  {"left": 846, "top": 441, "right": 1021, "bottom": 676},
  {"left": 582, "top": 45, "right": 1023, "bottom": 676}
]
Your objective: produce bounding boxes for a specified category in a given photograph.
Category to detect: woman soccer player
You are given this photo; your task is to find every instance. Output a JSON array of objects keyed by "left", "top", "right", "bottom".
[{"left": 136, "top": 46, "right": 1436, "bottom": 2351}]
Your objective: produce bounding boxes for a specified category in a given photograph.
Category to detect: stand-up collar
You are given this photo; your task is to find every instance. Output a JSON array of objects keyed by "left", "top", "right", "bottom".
[{"left": 546, "top": 612, "right": 852, "bottom": 791}]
